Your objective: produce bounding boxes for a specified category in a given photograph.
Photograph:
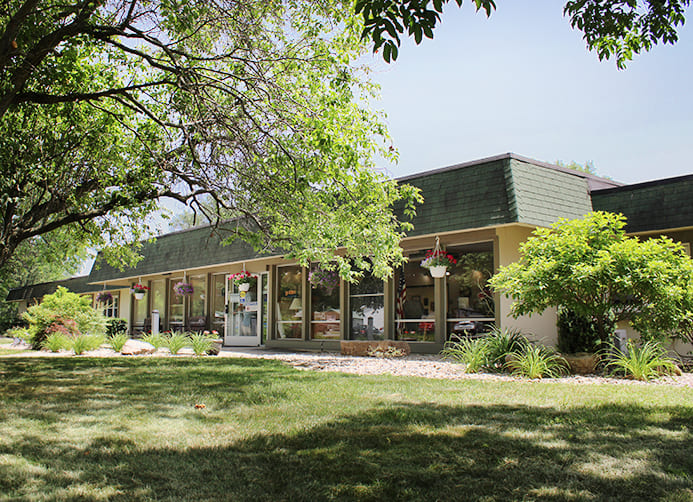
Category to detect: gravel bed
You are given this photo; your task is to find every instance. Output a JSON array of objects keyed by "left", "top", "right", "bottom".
[
  {"left": 218, "top": 348, "right": 693, "bottom": 388},
  {"left": 2, "top": 340, "right": 692, "bottom": 387}
]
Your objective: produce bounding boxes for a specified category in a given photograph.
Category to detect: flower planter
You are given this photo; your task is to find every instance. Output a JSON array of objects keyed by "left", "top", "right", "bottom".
[
  {"left": 133, "top": 292, "right": 145, "bottom": 300},
  {"left": 429, "top": 265, "right": 447, "bottom": 278},
  {"left": 238, "top": 283, "right": 251, "bottom": 292}
]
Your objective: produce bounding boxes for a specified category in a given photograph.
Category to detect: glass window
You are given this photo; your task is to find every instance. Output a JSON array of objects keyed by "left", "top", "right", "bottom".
[
  {"left": 276, "top": 265, "right": 302, "bottom": 339},
  {"left": 169, "top": 278, "right": 185, "bottom": 331},
  {"left": 102, "top": 293, "right": 120, "bottom": 318},
  {"left": 212, "top": 274, "right": 226, "bottom": 336},
  {"left": 150, "top": 279, "right": 166, "bottom": 330},
  {"left": 189, "top": 275, "right": 207, "bottom": 318},
  {"left": 350, "top": 273, "right": 384, "bottom": 340},
  {"left": 446, "top": 243, "right": 495, "bottom": 339},
  {"left": 132, "top": 287, "right": 147, "bottom": 326},
  {"left": 310, "top": 264, "right": 340, "bottom": 339},
  {"left": 394, "top": 258, "right": 436, "bottom": 342}
]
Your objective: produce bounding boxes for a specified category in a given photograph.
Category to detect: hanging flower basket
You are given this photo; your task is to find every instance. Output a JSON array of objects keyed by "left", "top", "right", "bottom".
[
  {"left": 309, "top": 265, "right": 340, "bottom": 295},
  {"left": 131, "top": 284, "right": 149, "bottom": 300},
  {"left": 428, "top": 265, "right": 448, "bottom": 278},
  {"left": 421, "top": 240, "right": 457, "bottom": 278},
  {"left": 173, "top": 281, "right": 194, "bottom": 296},
  {"left": 230, "top": 272, "right": 256, "bottom": 291},
  {"left": 96, "top": 291, "right": 113, "bottom": 303}
]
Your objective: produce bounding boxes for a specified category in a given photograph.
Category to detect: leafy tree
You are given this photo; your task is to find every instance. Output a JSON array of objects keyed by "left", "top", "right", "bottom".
[
  {"left": 554, "top": 160, "right": 597, "bottom": 175},
  {"left": 0, "top": 230, "right": 87, "bottom": 331},
  {"left": 357, "top": 0, "right": 689, "bottom": 67},
  {"left": 0, "top": 0, "right": 421, "bottom": 280},
  {"left": 489, "top": 211, "right": 693, "bottom": 343}
]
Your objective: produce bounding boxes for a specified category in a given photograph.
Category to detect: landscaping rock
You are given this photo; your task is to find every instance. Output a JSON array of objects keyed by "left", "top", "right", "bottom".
[
  {"left": 121, "top": 339, "right": 156, "bottom": 355},
  {"left": 340, "top": 340, "right": 410, "bottom": 357},
  {"left": 564, "top": 353, "right": 599, "bottom": 375}
]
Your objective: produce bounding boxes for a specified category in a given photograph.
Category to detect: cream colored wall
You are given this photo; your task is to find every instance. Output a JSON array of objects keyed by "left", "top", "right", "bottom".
[
  {"left": 616, "top": 321, "right": 693, "bottom": 358},
  {"left": 495, "top": 225, "right": 559, "bottom": 347},
  {"left": 116, "top": 288, "right": 131, "bottom": 324}
]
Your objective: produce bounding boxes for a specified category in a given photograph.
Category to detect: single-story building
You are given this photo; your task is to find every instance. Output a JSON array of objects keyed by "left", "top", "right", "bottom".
[{"left": 7, "top": 153, "right": 693, "bottom": 354}]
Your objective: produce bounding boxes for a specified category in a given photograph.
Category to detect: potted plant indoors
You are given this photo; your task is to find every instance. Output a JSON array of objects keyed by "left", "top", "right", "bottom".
[
  {"left": 421, "top": 249, "right": 457, "bottom": 278},
  {"left": 230, "top": 271, "right": 256, "bottom": 292},
  {"left": 131, "top": 283, "right": 149, "bottom": 300}
]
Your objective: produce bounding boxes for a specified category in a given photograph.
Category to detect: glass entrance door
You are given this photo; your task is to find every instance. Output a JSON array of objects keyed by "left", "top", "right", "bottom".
[{"left": 224, "top": 274, "right": 261, "bottom": 346}]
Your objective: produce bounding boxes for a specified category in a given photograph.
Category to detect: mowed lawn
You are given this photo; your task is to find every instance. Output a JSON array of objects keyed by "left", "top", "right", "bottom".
[{"left": 0, "top": 357, "right": 691, "bottom": 502}]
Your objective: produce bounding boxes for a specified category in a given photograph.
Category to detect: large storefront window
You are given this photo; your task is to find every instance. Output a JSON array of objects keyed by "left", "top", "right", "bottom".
[
  {"left": 150, "top": 279, "right": 166, "bottom": 331},
  {"left": 132, "top": 288, "right": 147, "bottom": 329},
  {"left": 395, "top": 259, "right": 436, "bottom": 342},
  {"left": 350, "top": 273, "right": 384, "bottom": 340},
  {"left": 188, "top": 275, "right": 207, "bottom": 331},
  {"left": 169, "top": 278, "right": 185, "bottom": 331},
  {"left": 212, "top": 274, "right": 226, "bottom": 336},
  {"left": 446, "top": 243, "right": 495, "bottom": 339},
  {"left": 277, "top": 265, "right": 303, "bottom": 339},
  {"left": 310, "top": 264, "right": 340, "bottom": 339}
]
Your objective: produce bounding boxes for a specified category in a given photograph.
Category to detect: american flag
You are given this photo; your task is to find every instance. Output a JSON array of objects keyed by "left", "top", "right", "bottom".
[{"left": 396, "top": 265, "right": 406, "bottom": 333}]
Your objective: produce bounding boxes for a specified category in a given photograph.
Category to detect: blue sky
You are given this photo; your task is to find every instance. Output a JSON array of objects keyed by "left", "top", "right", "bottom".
[{"left": 366, "top": 2, "right": 693, "bottom": 184}]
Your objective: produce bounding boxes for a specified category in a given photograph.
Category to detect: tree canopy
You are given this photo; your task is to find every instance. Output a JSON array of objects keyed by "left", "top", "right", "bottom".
[
  {"left": 357, "top": 0, "right": 689, "bottom": 67},
  {"left": 489, "top": 211, "right": 693, "bottom": 343},
  {"left": 1, "top": 0, "right": 421, "bottom": 281}
]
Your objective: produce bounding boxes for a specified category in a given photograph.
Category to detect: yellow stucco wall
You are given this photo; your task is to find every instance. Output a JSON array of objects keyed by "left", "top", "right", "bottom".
[{"left": 495, "top": 225, "right": 559, "bottom": 347}]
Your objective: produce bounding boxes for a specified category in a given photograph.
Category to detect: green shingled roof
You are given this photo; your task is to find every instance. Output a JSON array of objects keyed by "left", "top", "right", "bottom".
[
  {"left": 6, "top": 276, "right": 96, "bottom": 302},
  {"left": 397, "top": 156, "right": 514, "bottom": 236},
  {"left": 398, "top": 153, "right": 600, "bottom": 236},
  {"left": 91, "top": 154, "right": 608, "bottom": 281},
  {"left": 592, "top": 174, "right": 693, "bottom": 233},
  {"left": 88, "top": 225, "right": 276, "bottom": 283}
]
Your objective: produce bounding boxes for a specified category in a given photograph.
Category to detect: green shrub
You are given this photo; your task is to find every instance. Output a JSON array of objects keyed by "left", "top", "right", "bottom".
[
  {"left": 141, "top": 332, "right": 167, "bottom": 349},
  {"left": 506, "top": 344, "right": 568, "bottom": 379},
  {"left": 190, "top": 333, "right": 213, "bottom": 356},
  {"left": 166, "top": 332, "right": 190, "bottom": 355},
  {"left": 557, "top": 307, "right": 611, "bottom": 354},
  {"left": 107, "top": 332, "right": 129, "bottom": 352},
  {"left": 442, "top": 338, "right": 490, "bottom": 373},
  {"left": 604, "top": 340, "right": 679, "bottom": 381},
  {"left": 42, "top": 332, "right": 71, "bottom": 352},
  {"left": 485, "top": 327, "right": 528, "bottom": 370},
  {"left": 71, "top": 334, "right": 106, "bottom": 355},
  {"left": 106, "top": 318, "right": 128, "bottom": 338},
  {"left": 5, "top": 326, "right": 31, "bottom": 343},
  {"left": 23, "top": 287, "right": 106, "bottom": 348}
]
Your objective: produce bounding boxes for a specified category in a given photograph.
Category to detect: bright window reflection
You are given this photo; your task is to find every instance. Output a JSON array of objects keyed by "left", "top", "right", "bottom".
[
  {"left": 350, "top": 273, "right": 384, "bottom": 340},
  {"left": 277, "top": 265, "right": 302, "bottom": 339},
  {"left": 310, "top": 264, "right": 340, "bottom": 339},
  {"left": 394, "top": 259, "right": 435, "bottom": 342},
  {"left": 446, "top": 242, "right": 495, "bottom": 339}
]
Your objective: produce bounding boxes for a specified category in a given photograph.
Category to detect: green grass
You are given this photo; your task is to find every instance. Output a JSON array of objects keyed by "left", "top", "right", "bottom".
[{"left": 0, "top": 358, "right": 691, "bottom": 501}]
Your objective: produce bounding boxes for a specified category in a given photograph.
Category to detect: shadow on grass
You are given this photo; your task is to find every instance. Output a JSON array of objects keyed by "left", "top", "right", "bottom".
[{"left": 0, "top": 359, "right": 691, "bottom": 501}]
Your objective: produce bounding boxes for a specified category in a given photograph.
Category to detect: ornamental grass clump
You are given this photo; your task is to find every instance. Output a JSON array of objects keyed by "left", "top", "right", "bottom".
[
  {"left": 190, "top": 333, "right": 213, "bottom": 356},
  {"left": 107, "top": 332, "right": 129, "bottom": 352},
  {"left": 42, "top": 332, "right": 71, "bottom": 352},
  {"left": 506, "top": 344, "right": 569, "bottom": 379},
  {"left": 166, "top": 332, "right": 190, "bottom": 355},
  {"left": 604, "top": 340, "right": 679, "bottom": 381},
  {"left": 441, "top": 337, "right": 490, "bottom": 373},
  {"left": 71, "top": 334, "right": 106, "bottom": 355},
  {"left": 141, "top": 332, "right": 167, "bottom": 349},
  {"left": 485, "top": 327, "right": 528, "bottom": 371}
]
